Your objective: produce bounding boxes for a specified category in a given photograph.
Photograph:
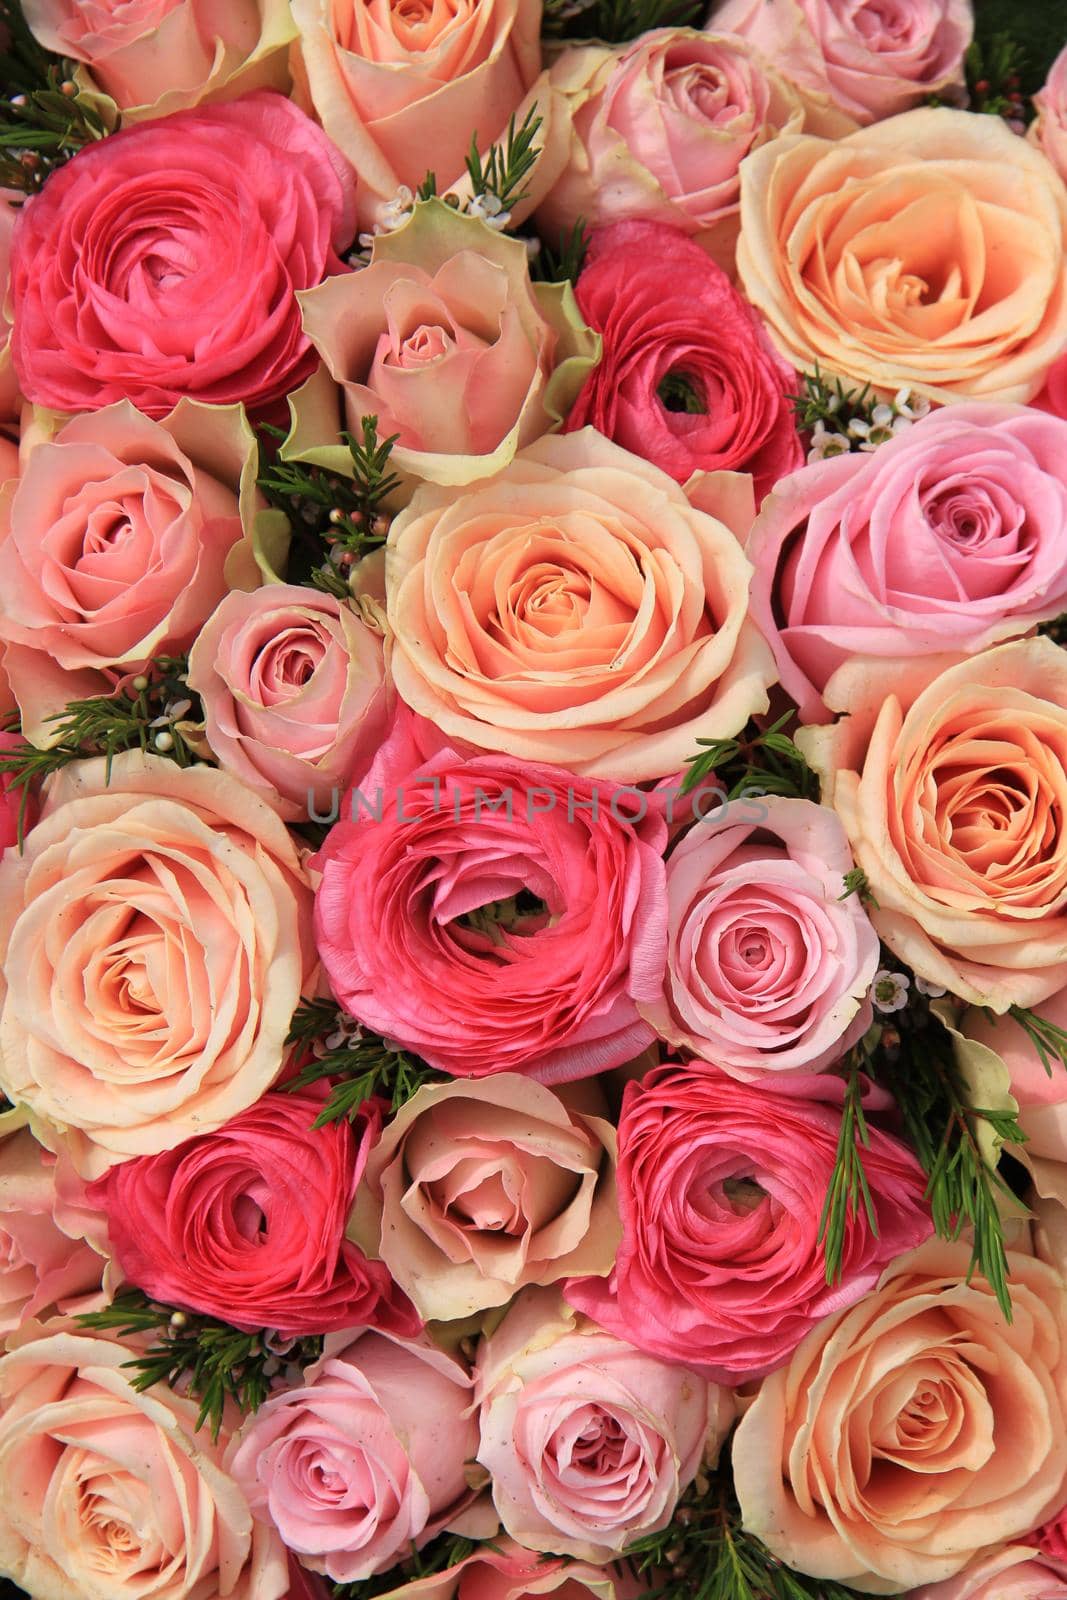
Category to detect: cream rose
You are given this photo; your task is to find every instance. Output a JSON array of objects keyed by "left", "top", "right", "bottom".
[
  {"left": 800, "top": 638, "right": 1067, "bottom": 1011},
  {"left": 384, "top": 430, "right": 775, "bottom": 781},
  {"left": 0, "top": 1325, "right": 287, "bottom": 1600},
  {"left": 0, "top": 753, "right": 316, "bottom": 1179},
  {"left": 733, "top": 1240, "right": 1067, "bottom": 1592},
  {"left": 349, "top": 1075, "right": 620, "bottom": 1321},
  {"left": 737, "top": 108, "right": 1067, "bottom": 404}
]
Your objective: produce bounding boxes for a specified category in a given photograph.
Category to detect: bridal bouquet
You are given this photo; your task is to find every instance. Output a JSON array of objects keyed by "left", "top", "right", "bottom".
[{"left": 2, "top": 0, "right": 1067, "bottom": 1596}]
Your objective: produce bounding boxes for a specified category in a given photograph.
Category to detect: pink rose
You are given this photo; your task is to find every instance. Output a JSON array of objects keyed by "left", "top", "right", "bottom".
[
  {"left": 385, "top": 429, "right": 776, "bottom": 781},
  {"left": 314, "top": 751, "right": 667, "bottom": 1083},
  {"left": 639, "top": 797, "right": 879, "bottom": 1075},
  {"left": 1031, "top": 45, "right": 1067, "bottom": 185},
  {"left": 0, "top": 1129, "right": 103, "bottom": 1340},
  {"left": 749, "top": 403, "right": 1067, "bottom": 724},
  {"left": 1035, "top": 350, "right": 1067, "bottom": 418},
  {"left": 0, "top": 190, "right": 18, "bottom": 425},
  {"left": 188, "top": 584, "right": 389, "bottom": 821},
  {"left": 475, "top": 1289, "right": 734, "bottom": 1561},
  {"left": 22, "top": 0, "right": 296, "bottom": 120},
  {"left": 296, "top": 200, "right": 598, "bottom": 488},
  {"left": 565, "top": 221, "right": 802, "bottom": 500},
  {"left": 0, "top": 400, "right": 262, "bottom": 745},
  {"left": 10, "top": 92, "right": 355, "bottom": 418},
  {"left": 800, "top": 638, "right": 1067, "bottom": 1011},
  {"left": 0, "top": 752, "right": 316, "bottom": 1178},
  {"left": 290, "top": 0, "right": 544, "bottom": 232},
  {"left": 227, "top": 1328, "right": 480, "bottom": 1583},
  {"left": 711, "top": 0, "right": 972, "bottom": 123},
  {"left": 349, "top": 1074, "right": 620, "bottom": 1321},
  {"left": 539, "top": 30, "right": 811, "bottom": 263},
  {"left": 366, "top": 1539, "right": 649, "bottom": 1599},
  {"left": 0, "top": 1325, "right": 287, "bottom": 1600},
  {"left": 733, "top": 1240, "right": 1067, "bottom": 1590},
  {"left": 909, "top": 1546, "right": 1067, "bottom": 1600},
  {"left": 87, "top": 1090, "right": 419, "bottom": 1339},
  {"left": 566, "top": 1063, "right": 930, "bottom": 1384}
]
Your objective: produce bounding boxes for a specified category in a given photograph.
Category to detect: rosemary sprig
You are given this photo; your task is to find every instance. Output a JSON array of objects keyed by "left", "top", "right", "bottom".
[
  {"left": 530, "top": 218, "right": 590, "bottom": 286},
  {"left": 681, "top": 713, "right": 819, "bottom": 800},
  {"left": 466, "top": 105, "right": 543, "bottom": 212},
  {"left": 839, "top": 867, "right": 878, "bottom": 906},
  {"left": 818, "top": 1053, "right": 879, "bottom": 1287},
  {"left": 541, "top": 0, "right": 701, "bottom": 45},
  {"left": 284, "top": 999, "right": 438, "bottom": 1124},
  {"left": 964, "top": 31, "right": 1028, "bottom": 121},
  {"left": 77, "top": 1288, "right": 323, "bottom": 1442},
  {"left": 1005, "top": 1004, "right": 1067, "bottom": 1078}
]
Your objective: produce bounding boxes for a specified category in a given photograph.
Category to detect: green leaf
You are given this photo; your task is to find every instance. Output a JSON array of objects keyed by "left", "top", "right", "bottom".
[{"left": 284, "top": 999, "right": 441, "bottom": 1119}]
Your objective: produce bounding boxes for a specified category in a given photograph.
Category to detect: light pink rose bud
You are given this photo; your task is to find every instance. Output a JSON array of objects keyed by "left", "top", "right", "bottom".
[{"left": 0, "top": 1130, "right": 104, "bottom": 1340}]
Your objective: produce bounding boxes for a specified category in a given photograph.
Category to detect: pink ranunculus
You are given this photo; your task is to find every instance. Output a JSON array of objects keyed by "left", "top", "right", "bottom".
[
  {"left": 0, "top": 752, "right": 317, "bottom": 1179},
  {"left": 475, "top": 1288, "right": 734, "bottom": 1561},
  {"left": 0, "top": 400, "right": 262, "bottom": 745},
  {"left": 22, "top": 0, "right": 296, "bottom": 120},
  {"left": 1031, "top": 45, "right": 1067, "bottom": 184},
  {"left": 566, "top": 1063, "right": 930, "bottom": 1384},
  {"left": 565, "top": 221, "right": 802, "bottom": 500},
  {"left": 0, "top": 729, "right": 34, "bottom": 853},
  {"left": 0, "top": 1325, "right": 288, "bottom": 1600},
  {"left": 313, "top": 751, "right": 668, "bottom": 1083},
  {"left": 86, "top": 1090, "right": 419, "bottom": 1340},
  {"left": 0, "top": 1129, "right": 104, "bottom": 1341},
  {"left": 909, "top": 1546, "right": 1067, "bottom": 1600},
  {"left": 10, "top": 92, "right": 356, "bottom": 418},
  {"left": 710, "top": 0, "right": 972, "bottom": 124},
  {"left": 187, "top": 584, "right": 390, "bottom": 822},
  {"left": 366, "top": 1538, "right": 650, "bottom": 1598},
  {"left": 749, "top": 403, "right": 1067, "bottom": 725},
  {"left": 227, "top": 1328, "right": 481, "bottom": 1583},
  {"left": 639, "top": 796, "right": 879, "bottom": 1074},
  {"left": 1034, "top": 350, "right": 1067, "bottom": 418}
]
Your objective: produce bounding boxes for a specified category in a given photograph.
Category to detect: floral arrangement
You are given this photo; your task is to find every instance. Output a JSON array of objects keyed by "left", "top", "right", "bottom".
[{"left": 2, "top": 1, "right": 1067, "bottom": 1598}]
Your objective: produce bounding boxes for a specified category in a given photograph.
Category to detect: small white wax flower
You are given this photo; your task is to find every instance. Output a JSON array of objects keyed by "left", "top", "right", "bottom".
[
  {"left": 872, "top": 968, "right": 911, "bottom": 1014},
  {"left": 914, "top": 975, "right": 948, "bottom": 998}
]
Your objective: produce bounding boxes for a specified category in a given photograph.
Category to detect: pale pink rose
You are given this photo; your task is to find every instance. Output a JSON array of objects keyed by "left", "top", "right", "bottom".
[
  {"left": 733, "top": 1239, "right": 1067, "bottom": 1591},
  {"left": 539, "top": 31, "right": 810, "bottom": 262},
  {"left": 227, "top": 1328, "right": 480, "bottom": 1583},
  {"left": 385, "top": 429, "right": 776, "bottom": 781},
  {"left": 908, "top": 1546, "right": 1067, "bottom": 1600},
  {"left": 800, "top": 638, "right": 1067, "bottom": 1011},
  {"left": 0, "top": 1325, "right": 287, "bottom": 1600},
  {"left": 367, "top": 1538, "right": 650, "bottom": 1598},
  {"left": 0, "top": 190, "right": 18, "bottom": 425},
  {"left": 748, "top": 403, "right": 1067, "bottom": 723},
  {"left": 290, "top": 0, "right": 554, "bottom": 231},
  {"left": 187, "top": 584, "right": 389, "bottom": 821},
  {"left": 297, "top": 201, "right": 598, "bottom": 488},
  {"left": 1031, "top": 45, "right": 1067, "bottom": 185},
  {"left": 640, "top": 796, "right": 879, "bottom": 1075},
  {"left": 0, "top": 400, "right": 261, "bottom": 745},
  {"left": 0, "top": 1130, "right": 103, "bottom": 1340},
  {"left": 22, "top": 0, "right": 296, "bottom": 120},
  {"left": 349, "top": 1075, "right": 620, "bottom": 1321},
  {"left": 0, "top": 752, "right": 316, "bottom": 1179},
  {"left": 711, "top": 0, "right": 971, "bottom": 123},
  {"left": 475, "top": 1289, "right": 734, "bottom": 1561}
]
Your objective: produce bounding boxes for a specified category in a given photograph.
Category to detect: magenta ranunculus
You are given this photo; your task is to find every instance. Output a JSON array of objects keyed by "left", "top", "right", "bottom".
[
  {"left": 566, "top": 1063, "right": 932, "bottom": 1384},
  {"left": 313, "top": 750, "right": 668, "bottom": 1083},
  {"left": 748, "top": 402, "right": 1067, "bottom": 723},
  {"left": 87, "top": 1089, "right": 419, "bottom": 1340},
  {"left": 227, "top": 1328, "right": 481, "bottom": 1583},
  {"left": 641, "top": 796, "right": 879, "bottom": 1076},
  {"left": 9, "top": 91, "right": 356, "bottom": 418},
  {"left": 565, "top": 221, "right": 802, "bottom": 500}
]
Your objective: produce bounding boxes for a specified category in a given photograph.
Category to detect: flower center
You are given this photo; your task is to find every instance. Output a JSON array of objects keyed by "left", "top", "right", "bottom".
[{"left": 658, "top": 370, "right": 707, "bottom": 414}]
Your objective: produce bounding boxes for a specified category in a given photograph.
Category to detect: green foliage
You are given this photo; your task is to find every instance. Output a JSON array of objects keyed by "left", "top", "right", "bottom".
[
  {"left": 77, "top": 1288, "right": 323, "bottom": 1443},
  {"left": 818, "top": 1054, "right": 879, "bottom": 1287},
  {"left": 681, "top": 713, "right": 820, "bottom": 801},
  {"left": 1007, "top": 1004, "right": 1067, "bottom": 1078},
  {"left": 839, "top": 867, "right": 878, "bottom": 907},
  {"left": 530, "top": 218, "right": 590, "bottom": 286},
  {"left": 284, "top": 998, "right": 439, "bottom": 1124},
  {"left": 466, "top": 105, "right": 543, "bottom": 212},
  {"left": 0, "top": 1, "right": 108, "bottom": 192},
  {"left": 329, "top": 1534, "right": 483, "bottom": 1599},
  {"left": 964, "top": 29, "right": 1029, "bottom": 119},
  {"left": 542, "top": 0, "right": 700, "bottom": 45},
  {"left": 0, "top": 656, "right": 202, "bottom": 844}
]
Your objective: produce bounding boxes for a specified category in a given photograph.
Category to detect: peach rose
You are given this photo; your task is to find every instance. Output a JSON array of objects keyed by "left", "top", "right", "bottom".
[
  {"left": 1031, "top": 45, "right": 1067, "bottom": 186},
  {"left": 349, "top": 1075, "right": 620, "bottom": 1321},
  {"left": 537, "top": 31, "right": 811, "bottom": 267},
  {"left": 0, "top": 190, "right": 18, "bottom": 426},
  {"left": 385, "top": 430, "right": 775, "bottom": 781},
  {"left": 0, "top": 1324, "right": 287, "bottom": 1600},
  {"left": 711, "top": 0, "right": 971, "bottom": 124},
  {"left": 22, "top": 0, "right": 296, "bottom": 122},
  {"left": 290, "top": 0, "right": 552, "bottom": 232},
  {"left": 800, "top": 639, "right": 1067, "bottom": 1011},
  {"left": 0, "top": 400, "right": 262, "bottom": 745},
  {"left": 909, "top": 1545, "right": 1067, "bottom": 1600},
  {"left": 187, "top": 583, "right": 389, "bottom": 820},
  {"left": 737, "top": 109, "right": 1067, "bottom": 404},
  {"left": 0, "top": 1130, "right": 103, "bottom": 1341},
  {"left": 733, "top": 1240, "right": 1067, "bottom": 1592},
  {"left": 294, "top": 200, "right": 599, "bottom": 488},
  {"left": 0, "top": 752, "right": 316, "bottom": 1179}
]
